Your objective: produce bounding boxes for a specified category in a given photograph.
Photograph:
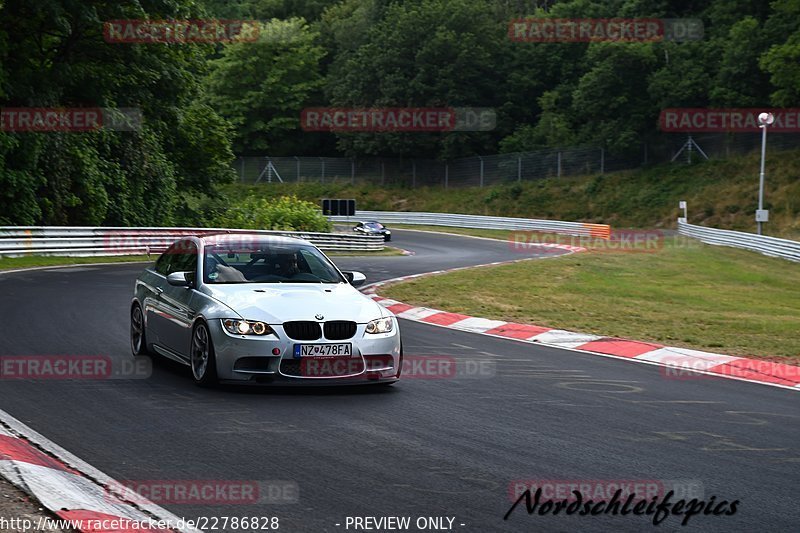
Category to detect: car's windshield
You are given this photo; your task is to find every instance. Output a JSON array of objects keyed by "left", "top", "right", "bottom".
[
  {"left": 203, "top": 240, "right": 345, "bottom": 284},
  {"left": 365, "top": 222, "right": 384, "bottom": 229}
]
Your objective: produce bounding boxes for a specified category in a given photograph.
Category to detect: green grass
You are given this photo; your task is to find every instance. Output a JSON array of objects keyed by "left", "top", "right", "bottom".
[
  {"left": 390, "top": 225, "right": 515, "bottom": 240},
  {"left": 223, "top": 147, "right": 800, "bottom": 239},
  {"left": 0, "top": 255, "right": 153, "bottom": 271},
  {"left": 382, "top": 238, "right": 800, "bottom": 362},
  {"left": 0, "top": 247, "right": 402, "bottom": 272}
]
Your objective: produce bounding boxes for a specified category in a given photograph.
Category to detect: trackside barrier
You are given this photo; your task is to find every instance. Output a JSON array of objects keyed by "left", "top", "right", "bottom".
[
  {"left": 677, "top": 219, "right": 800, "bottom": 263},
  {"left": 0, "top": 226, "right": 384, "bottom": 257},
  {"left": 330, "top": 211, "right": 611, "bottom": 239}
]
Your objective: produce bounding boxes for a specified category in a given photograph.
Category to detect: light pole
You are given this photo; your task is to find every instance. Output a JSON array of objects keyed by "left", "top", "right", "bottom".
[{"left": 756, "top": 112, "right": 774, "bottom": 235}]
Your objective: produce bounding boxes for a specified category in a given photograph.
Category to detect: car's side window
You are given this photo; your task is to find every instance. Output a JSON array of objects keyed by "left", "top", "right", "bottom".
[
  {"left": 168, "top": 241, "right": 198, "bottom": 278},
  {"left": 154, "top": 246, "right": 175, "bottom": 276}
]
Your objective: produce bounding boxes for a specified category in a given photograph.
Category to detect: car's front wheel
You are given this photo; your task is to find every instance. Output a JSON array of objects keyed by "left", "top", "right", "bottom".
[
  {"left": 191, "top": 321, "right": 218, "bottom": 387},
  {"left": 130, "top": 303, "right": 150, "bottom": 356}
]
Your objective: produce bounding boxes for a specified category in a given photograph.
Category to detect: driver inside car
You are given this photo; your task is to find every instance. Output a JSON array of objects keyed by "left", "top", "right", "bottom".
[
  {"left": 273, "top": 253, "right": 300, "bottom": 279},
  {"left": 204, "top": 255, "right": 248, "bottom": 283}
]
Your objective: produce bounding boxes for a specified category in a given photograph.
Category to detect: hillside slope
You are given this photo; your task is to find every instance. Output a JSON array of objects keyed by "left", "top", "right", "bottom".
[{"left": 223, "top": 148, "right": 800, "bottom": 238}]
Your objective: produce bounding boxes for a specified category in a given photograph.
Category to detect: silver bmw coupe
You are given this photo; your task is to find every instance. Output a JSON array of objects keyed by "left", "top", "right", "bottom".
[{"left": 130, "top": 234, "right": 402, "bottom": 386}]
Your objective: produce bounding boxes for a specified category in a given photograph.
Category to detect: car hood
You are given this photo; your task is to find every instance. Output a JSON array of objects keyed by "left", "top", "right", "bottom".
[{"left": 202, "top": 283, "right": 388, "bottom": 324}]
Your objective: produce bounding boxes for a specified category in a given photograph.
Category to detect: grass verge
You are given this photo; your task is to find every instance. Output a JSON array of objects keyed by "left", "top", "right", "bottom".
[
  {"left": 0, "top": 247, "right": 404, "bottom": 272},
  {"left": 224, "top": 147, "right": 800, "bottom": 239},
  {"left": 0, "top": 255, "right": 153, "bottom": 271},
  {"left": 382, "top": 236, "right": 800, "bottom": 362}
]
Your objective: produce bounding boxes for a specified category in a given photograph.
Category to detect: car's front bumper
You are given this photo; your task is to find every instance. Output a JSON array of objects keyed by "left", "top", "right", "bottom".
[{"left": 208, "top": 319, "right": 402, "bottom": 385}]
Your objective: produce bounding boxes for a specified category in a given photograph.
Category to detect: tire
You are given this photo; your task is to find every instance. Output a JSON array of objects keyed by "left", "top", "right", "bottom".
[
  {"left": 190, "top": 321, "right": 218, "bottom": 387},
  {"left": 130, "top": 303, "right": 150, "bottom": 356}
]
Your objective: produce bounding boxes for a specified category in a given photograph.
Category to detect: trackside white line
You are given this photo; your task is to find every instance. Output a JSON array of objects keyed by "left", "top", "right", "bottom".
[
  {"left": 448, "top": 317, "right": 508, "bottom": 333},
  {"left": 396, "top": 307, "right": 442, "bottom": 320},
  {"left": 529, "top": 329, "right": 603, "bottom": 349},
  {"left": 0, "top": 409, "right": 201, "bottom": 533},
  {"left": 636, "top": 347, "right": 741, "bottom": 368}
]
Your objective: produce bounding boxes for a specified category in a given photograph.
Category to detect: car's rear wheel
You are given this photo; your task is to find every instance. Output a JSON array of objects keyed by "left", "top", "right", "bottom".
[
  {"left": 130, "top": 303, "right": 150, "bottom": 356},
  {"left": 191, "top": 321, "right": 218, "bottom": 387}
]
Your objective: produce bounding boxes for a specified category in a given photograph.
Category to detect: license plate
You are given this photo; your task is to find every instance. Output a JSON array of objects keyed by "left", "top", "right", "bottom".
[{"left": 294, "top": 343, "right": 352, "bottom": 358}]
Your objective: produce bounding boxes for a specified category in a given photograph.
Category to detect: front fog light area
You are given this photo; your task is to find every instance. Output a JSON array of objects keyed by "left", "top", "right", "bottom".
[
  {"left": 222, "top": 319, "right": 274, "bottom": 336},
  {"left": 365, "top": 317, "right": 393, "bottom": 334}
]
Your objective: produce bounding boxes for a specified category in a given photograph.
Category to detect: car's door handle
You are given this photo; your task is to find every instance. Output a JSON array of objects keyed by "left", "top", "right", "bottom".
[{"left": 155, "top": 287, "right": 164, "bottom": 295}]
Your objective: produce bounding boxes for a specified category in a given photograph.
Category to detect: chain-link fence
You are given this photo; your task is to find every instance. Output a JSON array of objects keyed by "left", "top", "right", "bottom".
[{"left": 234, "top": 132, "right": 800, "bottom": 187}]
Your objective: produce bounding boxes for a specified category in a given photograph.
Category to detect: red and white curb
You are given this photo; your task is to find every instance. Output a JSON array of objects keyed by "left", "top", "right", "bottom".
[
  {"left": 0, "top": 410, "right": 199, "bottom": 532},
  {"left": 364, "top": 271, "right": 800, "bottom": 392}
]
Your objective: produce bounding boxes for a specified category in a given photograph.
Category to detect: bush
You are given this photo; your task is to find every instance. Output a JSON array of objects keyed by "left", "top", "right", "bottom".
[{"left": 210, "top": 195, "right": 331, "bottom": 232}]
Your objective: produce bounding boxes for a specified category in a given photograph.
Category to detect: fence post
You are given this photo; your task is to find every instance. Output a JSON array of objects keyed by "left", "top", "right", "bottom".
[
  {"left": 295, "top": 156, "right": 300, "bottom": 182},
  {"left": 479, "top": 156, "right": 484, "bottom": 187},
  {"left": 517, "top": 156, "right": 522, "bottom": 182},
  {"left": 381, "top": 160, "right": 385, "bottom": 186},
  {"left": 240, "top": 158, "right": 245, "bottom": 182},
  {"left": 351, "top": 159, "right": 355, "bottom": 184},
  {"left": 557, "top": 151, "right": 562, "bottom": 177},
  {"left": 320, "top": 157, "right": 325, "bottom": 183},
  {"left": 444, "top": 161, "right": 449, "bottom": 189},
  {"left": 412, "top": 161, "right": 416, "bottom": 188},
  {"left": 600, "top": 148, "right": 604, "bottom": 174}
]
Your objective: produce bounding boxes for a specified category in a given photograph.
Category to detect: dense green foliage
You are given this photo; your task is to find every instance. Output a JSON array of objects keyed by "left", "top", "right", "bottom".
[
  {"left": 0, "top": 0, "right": 236, "bottom": 226},
  {"left": 0, "top": 0, "right": 798, "bottom": 226},
  {"left": 203, "top": 0, "right": 800, "bottom": 158},
  {"left": 210, "top": 194, "right": 332, "bottom": 231}
]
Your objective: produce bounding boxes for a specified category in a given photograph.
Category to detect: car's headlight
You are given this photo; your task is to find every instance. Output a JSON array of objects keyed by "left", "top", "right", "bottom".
[
  {"left": 222, "top": 319, "right": 274, "bottom": 336},
  {"left": 365, "top": 317, "right": 394, "bottom": 334}
]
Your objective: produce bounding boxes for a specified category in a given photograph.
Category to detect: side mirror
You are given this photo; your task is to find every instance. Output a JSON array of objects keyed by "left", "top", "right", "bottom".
[
  {"left": 167, "top": 271, "right": 193, "bottom": 287},
  {"left": 343, "top": 271, "right": 367, "bottom": 287}
]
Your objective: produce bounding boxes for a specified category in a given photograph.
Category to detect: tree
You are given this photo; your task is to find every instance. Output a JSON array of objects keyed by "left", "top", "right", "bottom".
[
  {"left": 0, "top": 0, "right": 235, "bottom": 225},
  {"left": 205, "top": 18, "right": 326, "bottom": 154}
]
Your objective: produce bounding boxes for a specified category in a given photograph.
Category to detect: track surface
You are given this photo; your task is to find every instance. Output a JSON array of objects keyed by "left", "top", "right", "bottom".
[{"left": 0, "top": 230, "right": 797, "bottom": 532}]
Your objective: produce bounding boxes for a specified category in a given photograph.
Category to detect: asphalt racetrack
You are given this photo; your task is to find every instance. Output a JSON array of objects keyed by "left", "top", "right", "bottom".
[{"left": 0, "top": 230, "right": 797, "bottom": 532}]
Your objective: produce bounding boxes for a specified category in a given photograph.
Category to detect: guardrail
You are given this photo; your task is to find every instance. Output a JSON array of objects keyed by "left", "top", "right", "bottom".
[
  {"left": 678, "top": 219, "right": 800, "bottom": 262},
  {"left": 330, "top": 210, "right": 611, "bottom": 238},
  {"left": 0, "top": 226, "right": 384, "bottom": 257}
]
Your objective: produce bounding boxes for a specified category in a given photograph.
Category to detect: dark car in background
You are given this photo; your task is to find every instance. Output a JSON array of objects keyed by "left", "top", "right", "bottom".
[{"left": 353, "top": 220, "right": 392, "bottom": 241}]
